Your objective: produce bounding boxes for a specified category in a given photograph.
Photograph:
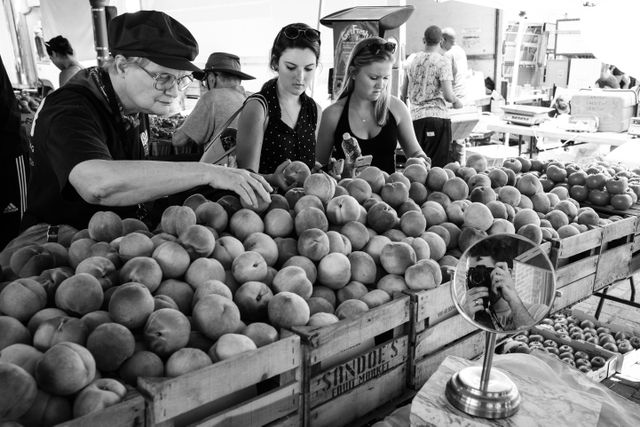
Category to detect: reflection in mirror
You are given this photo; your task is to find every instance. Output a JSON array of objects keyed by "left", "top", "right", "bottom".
[{"left": 453, "top": 233, "right": 556, "bottom": 334}]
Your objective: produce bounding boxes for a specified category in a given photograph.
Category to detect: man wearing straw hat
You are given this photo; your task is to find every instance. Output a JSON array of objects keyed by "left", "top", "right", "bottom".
[{"left": 173, "top": 52, "right": 255, "bottom": 163}]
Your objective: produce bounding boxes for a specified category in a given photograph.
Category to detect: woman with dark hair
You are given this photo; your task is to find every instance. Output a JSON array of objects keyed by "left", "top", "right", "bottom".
[
  {"left": 45, "top": 35, "right": 83, "bottom": 87},
  {"left": 316, "top": 37, "right": 429, "bottom": 175},
  {"left": 235, "top": 23, "right": 322, "bottom": 191}
]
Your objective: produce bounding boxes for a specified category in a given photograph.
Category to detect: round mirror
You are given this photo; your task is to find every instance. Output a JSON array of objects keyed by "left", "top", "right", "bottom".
[{"left": 452, "top": 233, "right": 556, "bottom": 334}]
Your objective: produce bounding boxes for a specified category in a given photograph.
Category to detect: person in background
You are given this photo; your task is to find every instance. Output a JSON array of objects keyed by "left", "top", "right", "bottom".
[
  {"left": 172, "top": 52, "right": 255, "bottom": 163},
  {"left": 235, "top": 22, "right": 322, "bottom": 191},
  {"left": 402, "top": 25, "right": 463, "bottom": 168},
  {"left": 23, "top": 10, "right": 271, "bottom": 231},
  {"left": 317, "top": 37, "right": 430, "bottom": 175},
  {"left": 441, "top": 27, "right": 468, "bottom": 103},
  {"left": 45, "top": 36, "right": 83, "bottom": 87}
]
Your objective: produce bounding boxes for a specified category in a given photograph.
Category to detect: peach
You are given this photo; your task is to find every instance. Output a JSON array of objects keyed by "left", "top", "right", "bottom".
[
  {"left": 398, "top": 199, "right": 422, "bottom": 217},
  {"left": 211, "top": 235, "right": 244, "bottom": 269},
  {"left": 469, "top": 186, "right": 496, "bottom": 205},
  {"left": 85, "top": 322, "right": 135, "bottom": 372},
  {"left": 404, "top": 259, "right": 442, "bottom": 290},
  {"left": 411, "top": 237, "right": 432, "bottom": 260},
  {"left": 384, "top": 229, "right": 407, "bottom": 242},
  {"left": 345, "top": 178, "right": 373, "bottom": 204},
  {"left": 442, "top": 177, "right": 469, "bottom": 201},
  {"left": 297, "top": 228, "right": 330, "bottom": 262},
  {"left": 338, "top": 221, "right": 368, "bottom": 252},
  {"left": 303, "top": 173, "right": 336, "bottom": 203},
  {"left": 558, "top": 224, "right": 580, "bottom": 238},
  {"left": 545, "top": 210, "right": 570, "bottom": 230},
  {"left": 463, "top": 202, "right": 493, "bottom": 231},
  {"left": 0, "top": 362, "right": 37, "bottom": 420},
  {"left": 193, "top": 280, "right": 233, "bottom": 307},
  {"left": 88, "top": 211, "right": 123, "bottom": 242},
  {"left": 272, "top": 266, "right": 313, "bottom": 298},
  {"left": 326, "top": 194, "right": 361, "bottom": 226},
  {"left": 165, "top": 348, "right": 212, "bottom": 378},
  {"left": 361, "top": 289, "right": 392, "bottom": 309},
  {"left": 9, "top": 245, "right": 55, "bottom": 278},
  {"left": 118, "top": 350, "right": 164, "bottom": 385},
  {"left": 367, "top": 202, "right": 398, "bottom": 234},
  {"left": 144, "top": 308, "right": 190, "bottom": 358},
  {"left": 267, "top": 292, "right": 310, "bottom": 328},
  {"left": 156, "top": 279, "right": 194, "bottom": 315},
  {"left": 357, "top": 166, "right": 385, "bottom": 193},
  {"left": 294, "top": 195, "right": 325, "bottom": 214},
  {"left": 179, "top": 224, "right": 216, "bottom": 259},
  {"left": 403, "top": 163, "right": 428, "bottom": 184},
  {"left": 283, "top": 160, "right": 312, "bottom": 186},
  {"left": 122, "top": 217, "right": 149, "bottom": 235},
  {"left": 34, "top": 317, "right": 88, "bottom": 351},
  {"left": 335, "top": 299, "right": 369, "bottom": 320},
  {"left": 193, "top": 294, "right": 242, "bottom": 341},
  {"left": 363, "top": 235, "right": 392, "bottom": 264},
  {"left": 488, "top": 168, "right": 508, "bottom": 188},
  {"left": 379, "top": 242, "right": 416, "bottom": 275},
  {"left": 466, "top": 153, "right": 488, "bottom": 173},
  {"left": 0, "top": 344, "right": 42, "bottom": 376},
  {"left": 425, "top": 167, "right": 448, "bottom": 191},
  {"left": 445, "top": 200, "right": 467, "bottom": 226},
  {"left": 348, "top": 251, "right": 377, "bottom": 285},
  {"left": 118, "top": 232, "right": 154, "bottom": 261},
  {"left": 152, "top": 241, "right": 190, "bottom": 279},
  {"left": 440, "top": 223, "right": 462, "bottom": 249},
  {"left": 514, "top": 208, "right": 541, "bottom": 231},
  {"left": 232, "top": 251, "right": 268, "bottom": 284},
  {"left": 36, "top": 342, "right": 96, "bottom": 396},
  {"left": 284, "top": 187, "right": 307, "bottom": 209},
  {"left": 233, "top": 281, "right": 273, "bottom": 321},
  {"left": 421, "top": 201, "right": 447, "bottom": 227},
  {"left": 409, "top": 182, "right": 428, "bottom": 205},
  {"left": 282, "top": 256, "right": 316, "bottom": 284},
  {"left": 73, "top": 378, "right": 127, "bottom": 418},
  {"left": 458, "top": 227, "right": 488, "bottom": 253},
  {"left": 377, "top": 274, "right": 408, "bottom": 295},
  {"left": 336, "top": 281, "right": 369, "bottom": 305},
  {"left": 0, "top": 317, "right": 30, "bottom": 350},
  {"left": 195, "top": 201, "right": 228, "bottom": 233},
  {"left": 81, "top": 310, "right": 112, "bottom": 333},
  {"left": 243, "top": 232, "right": 279, "bottom": 267},
  {"left": 388, "top": 171, "right": 411, "bottom": 187},
  {"left": 185, "top": 257, "right": 225, "bottom": 289},
  {"left": 518, "top": 224, "right": 543, "bottom": 244},
  {"left": 183, "top": 193, "right": 208, "bottom": 212},
  {"left": 380, "top": 182, "right": 409, "bottom": 208},
  {"left": 516, "top": 173, "right": 542, "bottom": 196},
  {"left": 242, "top": 322, "right": 279, "bottom": 347},
  {"left": 326, "top": 230, "right": 351, "bottom": 255},
  {"left": 467, "top": 174, "right": 492, "bottom": 192},
  {"left": 307, "top": 297, "right": 335, "bottom": 315},
  {"left": 577, "top": 210, "right": 600, "bottom": 226},
  {"left": 76, "top": 256, "right": 118, "bottom": 290},
  {"left": 427, "top": 191, "right": 452, "bottom": 209},
  {"left": 275, "top": 237, "right": 299, "bottom": 265},
  {"left": 68, "top": 238, "right": 96, "bottom": 269},
  {"left": 555, "top": 200, "right": 579, "bottom": 221},
  {"left": 458, "top": 166, "right": 478, "bottom": 181},
  {"left": 160, "top": 205, "right": 196, "bottom": 236},
  {"left": 119, "top": 256, "right": 162, "bottom": 293},
  {"left": 294, "top": 206, "right": 329, "bottom": 235},
  {"left": 308, "top": 312, "right": 340, "bottom": 327},
  {"left": 486, "top": 200, "right": 508, "bottom": 220},
  {"left": 311, "top": 286, "right": 337, "bottom": 308},
  {"left": 55, "top": 273, "right": 103, "bottom": 316},
  {"left": 229, "top": 209, "right": 265, "bottom": 241},
  {"left": 421, "top": 232, "right": 447, "bottom": 260},
  {"left": 154, "top": 294, "right": 179, "bottom": 311},
  {"left": 426, "top": 225, "right": 451, "bottom": 248},
  {"left": 108, "top": 282, "right": 154, "bottom": 329},
  {"left": 36, "top": 266, "right": 74, "bottom": 300},
  {"left": 19, "top": 389, "right": 72, "bottom": 426},
  {"left": 518, "top": 194, "right": 534, "bottom": 210},
  {"left": 210, "top": 333, "right": 257, "bottom": 362},
  {"left": 318, "top": 252, "right": 351, "bottom": 290},
  {"left": 264, "top": 208, "right": 294, "bottom": 238},
  {"left": 498, "top": 185, "right": 521, "bottom": 207},
  {"left": 0, "top": 278, "right": 47, "bottom": 323},
  {"left": 488, "top": 219, "right": 516, "bottom": 235}
]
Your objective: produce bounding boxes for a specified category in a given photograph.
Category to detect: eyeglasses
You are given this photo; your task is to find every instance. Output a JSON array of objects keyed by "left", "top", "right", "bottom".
[
  {"left": 133, "top": 63, "right": 194, "bottom": 92},
  {"left": 281, "top": 26, "right": 321, "bottom": 42},
  {"left": 362, "top": 41, "right": 396, "bottom": 56}
]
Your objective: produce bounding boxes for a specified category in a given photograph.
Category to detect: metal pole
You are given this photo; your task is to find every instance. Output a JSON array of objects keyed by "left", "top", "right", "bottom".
[
  {"left": 479, "top": 331, "right": 496, "bottom": 392},
  {"left": 3, "top": 0, "right": 26, "bottom": 85},
  {"left": 89, "top": 0, "right": 109, "bottom": 66}
]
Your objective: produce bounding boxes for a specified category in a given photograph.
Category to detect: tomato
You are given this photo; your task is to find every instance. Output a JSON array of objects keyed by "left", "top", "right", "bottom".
[
  {"left": 611, "top": 193, "right": 633, "bottom": 210},
  {"left": 569, "top": 185, "right": 588, "bottom": 202},
  {"left": 605, "top": 176, "right": 628, "bottom": 194},
  {"left": 567, "top": 170, "right": 588, "bottom": 186},
  {"left": 588, "top": 189, "right": 610, "bottom": 206},
  {"left": 585, "top": 173, "right": 607, "bottom": 190}
]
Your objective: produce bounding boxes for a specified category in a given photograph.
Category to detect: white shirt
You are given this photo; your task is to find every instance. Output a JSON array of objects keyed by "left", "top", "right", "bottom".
[{"left": 444, "top": 45, "right": 468, "bottom": 99}]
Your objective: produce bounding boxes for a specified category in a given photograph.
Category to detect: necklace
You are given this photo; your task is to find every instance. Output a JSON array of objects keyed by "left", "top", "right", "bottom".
[{"left": 352, "top": 105, "right": 379, "bottom": 127}]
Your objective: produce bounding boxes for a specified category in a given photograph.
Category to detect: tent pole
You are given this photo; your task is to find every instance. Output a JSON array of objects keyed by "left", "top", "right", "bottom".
[{"left": 89, "top": 0, "right": 109, "bottom": 66}]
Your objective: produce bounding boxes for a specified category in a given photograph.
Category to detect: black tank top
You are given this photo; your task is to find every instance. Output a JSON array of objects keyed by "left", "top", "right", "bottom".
[{"left": 332, "top": 94, "right": 398, "bottom": 174}]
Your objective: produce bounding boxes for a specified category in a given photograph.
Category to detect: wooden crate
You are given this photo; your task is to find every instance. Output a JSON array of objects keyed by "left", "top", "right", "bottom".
[
  {"left": 138, "top": 334, "right": 302, "bottom": 427},
  {"left": 56, "top": 389, "right": 145, "bottom": 427},
  {"left": 291, "top": 296, "right": 411, "bottom": 427},
  {"left": 595, "top": 216, "right": 637, "bottom": 291}
]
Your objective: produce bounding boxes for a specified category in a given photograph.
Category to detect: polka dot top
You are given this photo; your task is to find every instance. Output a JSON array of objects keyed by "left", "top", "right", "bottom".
[{"left": 252, "top": 78, "right": 317, "bottom": 174}]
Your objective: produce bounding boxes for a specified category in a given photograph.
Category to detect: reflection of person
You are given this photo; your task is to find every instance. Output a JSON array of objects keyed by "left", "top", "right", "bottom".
[
  {"left": 235, "top": 23, "right": 322, "bottom": 191},
  {"left": 45, "top": 36, "right": 83, "bottom": 87},
  {"left": 23, "top": 11, "right": 271, "bottom": 230},
  {"left": 402, "top": 25, "right": 462, "bottom": 168},
  {"left": 317, "top": 37, "right": 430, "bottom": 174},
  {"left": 172, "top": 52, "right": 255, "bottom": 163},
  {"left": 462, "top": 241, "right": 549, "bottom": 331}
]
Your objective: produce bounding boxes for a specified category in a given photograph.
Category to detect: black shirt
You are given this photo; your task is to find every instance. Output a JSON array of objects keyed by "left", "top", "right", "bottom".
[
  {"left": 332, "top": 94, "right": 398, "bottom": 174},
  {"left": 22, "top": 67, "right": 148, "bottom": 230},
  {"left": 255, "top": 78, "right": 317, "bottom": 174}
]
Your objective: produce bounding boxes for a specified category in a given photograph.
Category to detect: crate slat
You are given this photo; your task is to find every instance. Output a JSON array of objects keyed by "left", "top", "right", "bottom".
[
  {"left": 409, "top": 282, "right": 456, "bottom": 327},
  {"left": 555, "top": 255, "right": 598, "bottom": 288},
  {"left": 601, "top": 216, "right": 637, "bottom": 243},
  {"left": 56, "top": 393, "right": 144, "bottom": 427},
  {"left": 192, "top": 383, "right": 301, "bottom": 427},
  {"left": 595, "top": 243, "right": 634, "bottom": 291},
  {"left": 139, "top": 334, "right": 301, "bottom": 425},
  {"left": 307, "top": 363, "right": 407, "bottom": 427},
  {"left": 413, "top": 314, "right": 477, "bottom": 358},
  {"left": 553, "top": 228, "right": 602, "bottom": 260},
  {"left": 551, "top": 274, "right": 596, "bottom": 312}
]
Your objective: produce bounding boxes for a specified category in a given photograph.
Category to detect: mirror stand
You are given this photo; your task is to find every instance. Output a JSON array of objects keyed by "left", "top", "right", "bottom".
[{"left": 445, "top": 331, "right": 521, "bottom": 419}]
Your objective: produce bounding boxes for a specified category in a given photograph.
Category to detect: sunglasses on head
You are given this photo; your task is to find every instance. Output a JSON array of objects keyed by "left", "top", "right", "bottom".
[
  {"left": 361, "top": 41, "right": 396, "bottom": 56},
  {"left": 281, "top": 26, "right": 321, "bottom": 42}
]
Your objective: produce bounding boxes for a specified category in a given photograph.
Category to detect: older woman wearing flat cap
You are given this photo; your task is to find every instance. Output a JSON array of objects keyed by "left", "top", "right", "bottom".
[{"left": 23, "top": 10, "right": 271, "bottom": 230}]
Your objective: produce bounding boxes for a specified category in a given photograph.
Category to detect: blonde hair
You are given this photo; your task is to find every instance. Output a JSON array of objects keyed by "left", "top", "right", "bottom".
[{"left": 336, "top": 37, "right": 395, "bottom": 126}]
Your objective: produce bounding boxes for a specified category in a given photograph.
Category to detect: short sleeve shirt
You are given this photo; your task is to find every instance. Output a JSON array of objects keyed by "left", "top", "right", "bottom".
[
  {"left": 406, "top": 51, "right": 453, "bottom": 120},
  {"left": 177, "top": 85, "right": 247, "bottom": 145},
  {"left": 256, "top": 78, "right": 317, "bottom": 174}
]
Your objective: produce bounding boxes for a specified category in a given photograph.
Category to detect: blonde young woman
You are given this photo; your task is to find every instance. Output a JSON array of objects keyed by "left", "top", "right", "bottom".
[{"left": 316, "top": 37, "right": 430, "bottom": 174}]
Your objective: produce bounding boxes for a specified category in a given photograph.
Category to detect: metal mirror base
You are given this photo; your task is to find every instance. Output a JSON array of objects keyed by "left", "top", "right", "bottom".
[{"left": 445, "top": 366, "right": 521, "bottom": 419}]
